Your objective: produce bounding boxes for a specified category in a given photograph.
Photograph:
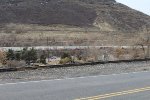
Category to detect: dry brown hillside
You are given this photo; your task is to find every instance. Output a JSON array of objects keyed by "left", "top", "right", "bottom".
[
  {"left": 0, "top": 0, "right": 150, "bottom": 46},
  {"left": 0, "top": 0, "right": 150, "bottom": 32}
]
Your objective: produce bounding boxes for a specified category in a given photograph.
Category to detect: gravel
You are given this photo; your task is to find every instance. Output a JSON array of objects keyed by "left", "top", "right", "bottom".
[{"left": 0, "top": 61, "right": 150, "bottom": 83}]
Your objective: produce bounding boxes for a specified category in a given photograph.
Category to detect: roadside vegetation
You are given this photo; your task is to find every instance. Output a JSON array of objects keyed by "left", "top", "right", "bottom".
[
  {"left": 0, "top": 48, "right": 75, "bottom": 68},
  {"left": 59, "top": 52, "right": 73, "bottom": 64},
  {"left": 0, "top": 46, "right": 149, "bottom": 68}
]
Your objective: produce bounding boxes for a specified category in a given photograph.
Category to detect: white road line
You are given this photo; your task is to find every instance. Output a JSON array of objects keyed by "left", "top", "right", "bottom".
[{"left": 0, "top": 71, "right": 149, "bottom": 86}]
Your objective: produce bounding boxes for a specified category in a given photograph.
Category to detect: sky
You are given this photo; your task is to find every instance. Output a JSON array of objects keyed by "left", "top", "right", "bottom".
[{"left": 116, "top": 0, "right": 150, "bottom": 15}]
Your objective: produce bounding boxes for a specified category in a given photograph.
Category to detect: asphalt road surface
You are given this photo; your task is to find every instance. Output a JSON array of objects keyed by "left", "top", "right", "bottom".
[{"left": 0, "top": 71, "right": 150, "bottom": 100}]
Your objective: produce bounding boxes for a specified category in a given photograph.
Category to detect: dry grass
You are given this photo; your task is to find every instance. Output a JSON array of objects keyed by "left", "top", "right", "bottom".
[
  {"left": 0, "top": 23, "right": 148, "bottom": 47},
  {"left": 0, "top": 50, "right": 7, "bottom": 65}
]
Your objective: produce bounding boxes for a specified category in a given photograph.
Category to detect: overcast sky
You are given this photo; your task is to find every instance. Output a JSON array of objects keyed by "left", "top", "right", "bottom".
[{"left": 116, "top": 0, "right": 150, "bottom": 15}]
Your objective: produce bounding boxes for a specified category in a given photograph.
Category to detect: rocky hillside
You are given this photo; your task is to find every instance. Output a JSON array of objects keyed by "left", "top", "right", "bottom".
[{"left": 0, "top": 0, "right": 150, "bottom": 32}]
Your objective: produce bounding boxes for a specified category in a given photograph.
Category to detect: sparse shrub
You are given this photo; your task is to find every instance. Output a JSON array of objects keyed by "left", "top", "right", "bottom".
[
  {"left": 61, "top": 52, "right": 71, "bottom": 59},
  {"left": 132, "top": 52, "right": 140, "bottom": 59},
  {"left": 77, "top": 55, "right": 82, "bottom": 60},
  {"left": 59, "top": 57, "right": 72, "bottom": 64},
  {"left": 132, "top": 47, "right": 141, "bottom": 59},
  {"left": 115, "top": 48, "right": 125, "bottom": 58},
  {"left": 60, "top": 52, "right": 72, "bottom": 64}
]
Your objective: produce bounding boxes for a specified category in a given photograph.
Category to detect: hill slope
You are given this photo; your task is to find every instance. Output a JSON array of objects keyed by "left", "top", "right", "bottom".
[{"left": 0, "top": 0, "right": 150, "bottom": 32}]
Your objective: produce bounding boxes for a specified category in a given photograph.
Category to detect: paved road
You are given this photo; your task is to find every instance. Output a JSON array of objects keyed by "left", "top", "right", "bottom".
[{"left": 0, "top": 72, "right": 150, "bottom": 100}]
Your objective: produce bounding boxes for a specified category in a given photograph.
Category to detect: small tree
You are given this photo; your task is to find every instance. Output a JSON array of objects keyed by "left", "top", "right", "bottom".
[
  {"left": 21, "top": 48, "right": 28, "bottom": 62},
  {"left": 26, "top": 48, "right": 37, "bottom": 64},
  {"left": 6, "top": 49, "right": 15, "bottom": 60},
  {"left": 15, "top": 52, "right": 21, "bottom": 61},
  {"left": 29, "top": 48, "right": 37, "bottom": 62},
  {"left": 40, "top": 51, "right": 46, "bottom": 64},
  {"left": 21, "top": 48, "right": 37, "bottom": 65},
  {"left": 40, "top": 55, "right": 46, "bottom": 64}
]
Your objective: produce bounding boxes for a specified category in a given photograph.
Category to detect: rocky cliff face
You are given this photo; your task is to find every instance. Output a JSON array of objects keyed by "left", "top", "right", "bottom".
[{"left": 0, "top": 0, "right": 150, "bottom": 32}]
